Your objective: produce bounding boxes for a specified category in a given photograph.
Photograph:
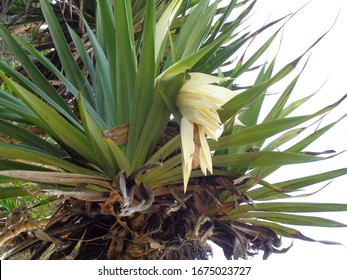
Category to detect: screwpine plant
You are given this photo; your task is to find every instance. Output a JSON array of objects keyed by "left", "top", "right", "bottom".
[{"left": 0, "top": 0, "right": 347, "bottom": 260}]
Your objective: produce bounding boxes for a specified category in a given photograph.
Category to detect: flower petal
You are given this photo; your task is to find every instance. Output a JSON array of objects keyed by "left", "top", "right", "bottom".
[
  {"left": 189, "top": 85, "right": 237, "bottom": 105},
  {"left": 180, "top": 117, "right": 195, "bottom": 191},
  {"left": 177, "top": 85, "right": 236, "bottom": 110},
  {"left": 176, "top": 72, "right": 240, "bottom": 191},
  {"left": 179, "top": 107, "right": 221, "bottom": 131},
  {"left": 176, "top": 91, "right": 221, "bottom": 110},
  {"left": 198, "top": 126, "right": 213, "bottom": 175},
  {"left": 200, "top": 125, "right": 219, "bottom": 140},
  {"left": 182, "top": 73, "right": 224, "bottom": 91}
]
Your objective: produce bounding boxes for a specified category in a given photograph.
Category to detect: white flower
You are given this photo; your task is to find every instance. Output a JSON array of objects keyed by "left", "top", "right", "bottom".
[{"left": 176, "top": 73, "right": 237, "bottom": 191}]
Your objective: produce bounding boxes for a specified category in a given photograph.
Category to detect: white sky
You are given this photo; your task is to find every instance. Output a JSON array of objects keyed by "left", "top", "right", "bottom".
[{"left": 212, "top": 0, "right": 347, "bottom": 265}]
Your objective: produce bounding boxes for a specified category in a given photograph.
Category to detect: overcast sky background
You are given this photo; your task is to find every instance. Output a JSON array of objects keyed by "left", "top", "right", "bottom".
[{"left": 212, "top": 0, "right": 347, "bottom": 262}]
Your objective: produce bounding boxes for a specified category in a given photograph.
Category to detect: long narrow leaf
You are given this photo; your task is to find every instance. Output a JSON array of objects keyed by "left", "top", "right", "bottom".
[
  {"left": 0, "top": 88, "right": 51, "bottom": 130},
  {"left": 220, "top": 28, "right": 330, "bottom": 123},
  {"left": 244, "top": 220, "right": 344, "bottom": 244},
  {"left": 213, "top": 151, "right": 325, "bottom": 169},
  {"left": 127, "top": 0, "right": 156, "bottom": 162},
  {"left": 14, "top": 35, "right": 105, "bottom": 130},
  {"left": 0, "top": 171, "right": 112, "bottom": 189},
  {"left": 211, "top": 116, "right": 313, "bottom": 151},
  {"left": 181, "top": 1, "right": 218, "bottom": 59},
  {"left": 78, "top": 91, "right": 118, "bottom": 177},
  {"left": 1, "top": 75, "right": 94, "bottom": 161},
  {"left": 231, "top": 202, "right": 347, "bottom": 214},
  {"left": 0, "top": 58, "right": 81, "bottom": 129},
  {"left": 114, "top": 0, "right": 137, "bottom": 125},
  {"left": 39, "top": 0, "right": 95, "bottom": 107},
  {"left": 174, "top": 0, "right": 210, "bottom": 60},
  {"left": 0, "top": 143, "right": 98, "bottom": 175},
  {"left": 237, "top": 212, "right": 347, "bottom": 227},
  {"left": 0, "top": 24, "right": 71, "bottom": 113},
  {"left": 252, "top": 112, "right": 347, "bottom": 179},
  {"left": 205, "top": 0, "right": 238, "bottom": 44},
  {"left": 248, "top": 168, "right": 347, "bottom": 201},
  {"left": 96, "top": 0, "right": 117, "bottom": 126},
  {"left": 132, "top": 74, "right": 184, "bottom": 168},
  {"left": 0, "top": 159, "right": 52, "bottom": 172},
  {"left": 103, "top": 138, "right": 131, "bottom": 174},
  {"left": 0, "top": 120, "right": 66, "bottom": 157},
  {"left": 77, "top": 22, "right": 116, "bottom": 127}
]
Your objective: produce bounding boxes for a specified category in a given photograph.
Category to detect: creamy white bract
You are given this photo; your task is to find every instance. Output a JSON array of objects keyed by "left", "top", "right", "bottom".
[{"left": 176, "top": 73, "right": 237, "bottom": 191}]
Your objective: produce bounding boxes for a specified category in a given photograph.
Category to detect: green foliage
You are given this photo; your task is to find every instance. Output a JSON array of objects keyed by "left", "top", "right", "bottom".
[{"left": 0, "top": 0, "right": 346, "bottom": 259}]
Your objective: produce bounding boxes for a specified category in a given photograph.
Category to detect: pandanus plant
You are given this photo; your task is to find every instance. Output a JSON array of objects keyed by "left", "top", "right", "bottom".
[{"left": 0, "top": 0, "right": 347, "bottom": 260}]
